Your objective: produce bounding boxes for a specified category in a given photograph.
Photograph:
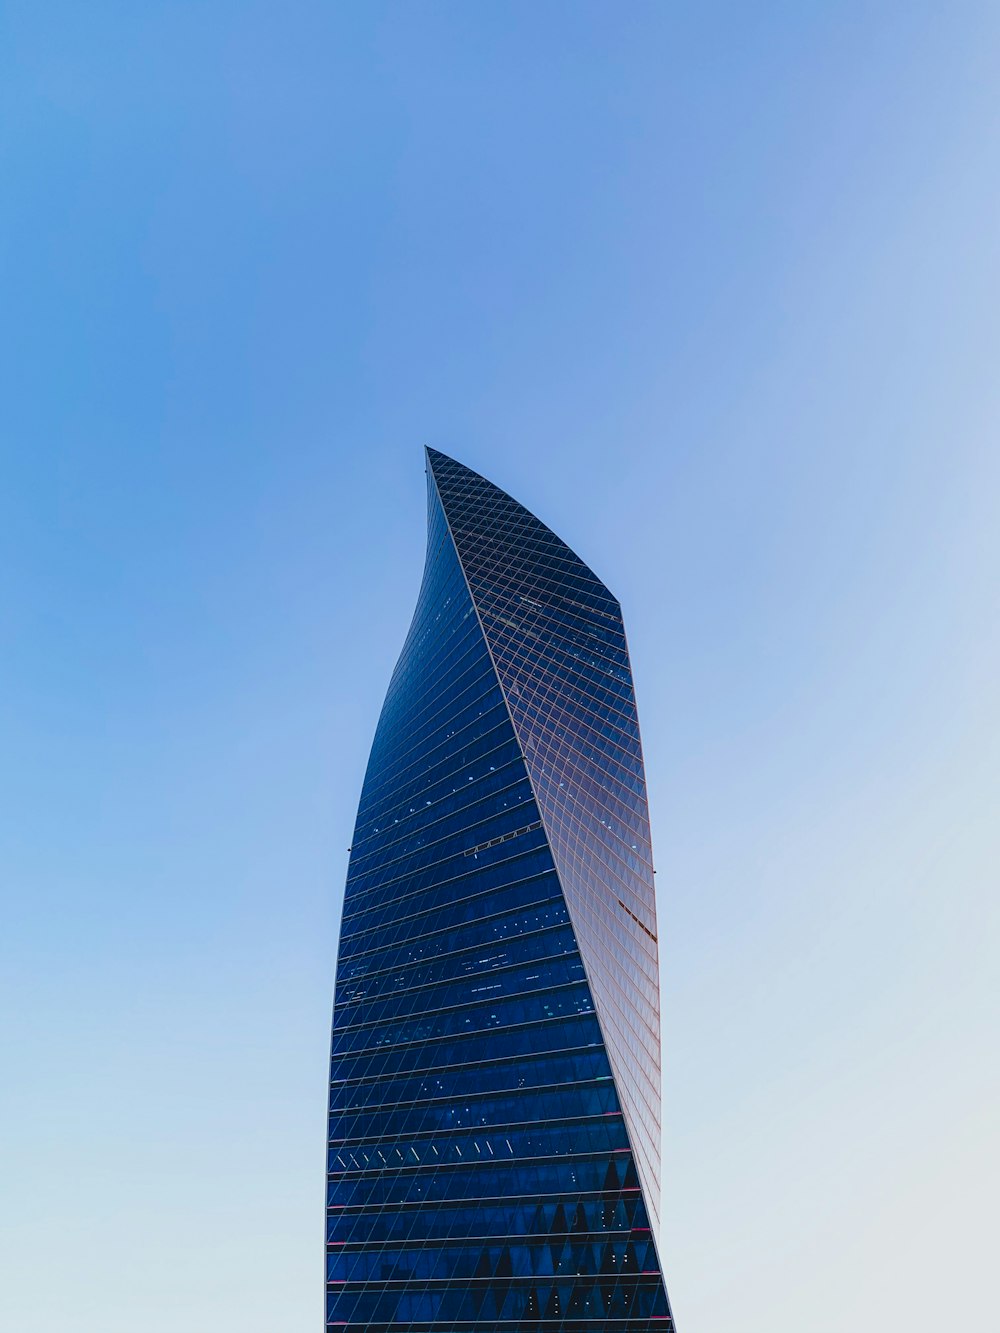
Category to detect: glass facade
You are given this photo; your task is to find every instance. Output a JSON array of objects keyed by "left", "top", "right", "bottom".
[{"left": 327, "top": 449, "right": 675, "bottom": 1331}]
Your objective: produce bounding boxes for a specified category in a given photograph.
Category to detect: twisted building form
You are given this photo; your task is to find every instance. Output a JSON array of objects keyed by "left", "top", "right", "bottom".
[{"left": 327, "top": 449, "right": 675, "bottom": 1330}]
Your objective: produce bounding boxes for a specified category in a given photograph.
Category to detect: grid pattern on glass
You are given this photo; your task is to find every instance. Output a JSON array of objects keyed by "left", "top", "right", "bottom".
[
  {"left": 427, "top": 449, "right": 664, "bottom": 1236},
  {"left": 327, "top": 463, "right": 674, "bottom": 1330}
]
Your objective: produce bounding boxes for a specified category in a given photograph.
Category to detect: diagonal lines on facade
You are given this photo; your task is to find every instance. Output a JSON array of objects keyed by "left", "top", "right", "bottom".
[{"left": 326, "top": 450, "right": 675, "bottom": 1330}]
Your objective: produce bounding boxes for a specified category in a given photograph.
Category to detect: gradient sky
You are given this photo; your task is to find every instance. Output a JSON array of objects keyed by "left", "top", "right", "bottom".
[{"left": 2, "top": 4, "right": 998, "bottom": 1331}]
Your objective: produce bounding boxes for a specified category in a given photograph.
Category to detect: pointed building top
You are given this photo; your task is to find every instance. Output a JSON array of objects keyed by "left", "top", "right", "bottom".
[{"left": 424, "top": 446, "right": 619, "bottom": 609}]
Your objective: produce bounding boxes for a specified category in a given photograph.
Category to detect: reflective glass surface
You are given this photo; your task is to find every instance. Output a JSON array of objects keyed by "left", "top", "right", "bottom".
[
  {"left": 428, "top": 450, "right": 664, "bottom": 1232},
  {"left": 327, "top": 452, "right": 674, "bottom": 1330}
]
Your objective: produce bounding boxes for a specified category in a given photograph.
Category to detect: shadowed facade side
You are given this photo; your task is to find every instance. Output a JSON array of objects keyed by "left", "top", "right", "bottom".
[{"left": 326, "top": 449, "right": 675, "bottom": 1331}]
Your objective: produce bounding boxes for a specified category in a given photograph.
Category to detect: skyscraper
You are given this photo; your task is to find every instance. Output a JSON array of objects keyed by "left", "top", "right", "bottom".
[{"left": 327, "top": 449, "right": 675, "bottom": 1330}]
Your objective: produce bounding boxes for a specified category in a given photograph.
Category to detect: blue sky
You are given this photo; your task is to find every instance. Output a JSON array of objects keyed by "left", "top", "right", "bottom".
[{"left": 2, "top": 4, "right": 998, "bottom": 1330}]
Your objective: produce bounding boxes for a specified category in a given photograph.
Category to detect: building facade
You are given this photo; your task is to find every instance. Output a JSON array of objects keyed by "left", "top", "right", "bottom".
[{"left": 327, "top": 449, "right": 675, "bottom": 1330}]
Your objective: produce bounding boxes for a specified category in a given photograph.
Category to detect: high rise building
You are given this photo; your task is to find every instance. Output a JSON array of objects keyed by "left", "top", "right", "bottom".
[{"left": 326, "top": 449, "right": 675, "bottom": 1330}]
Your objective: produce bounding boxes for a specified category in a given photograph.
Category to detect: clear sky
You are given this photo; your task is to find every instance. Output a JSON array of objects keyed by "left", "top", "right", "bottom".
[{"left": 2, "top": 4, "right": 998, "bottom": 1331}]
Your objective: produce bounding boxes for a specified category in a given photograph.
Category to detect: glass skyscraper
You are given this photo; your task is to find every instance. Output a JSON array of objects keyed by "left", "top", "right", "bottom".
[{"left": 327, "top": 449, "right": 675, "bottom": 1331}]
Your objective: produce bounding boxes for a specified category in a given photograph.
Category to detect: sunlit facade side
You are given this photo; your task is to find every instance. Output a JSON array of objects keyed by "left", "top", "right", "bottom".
[{"left": 326, "top": 449, "right": 675, "bottom": 1331}]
